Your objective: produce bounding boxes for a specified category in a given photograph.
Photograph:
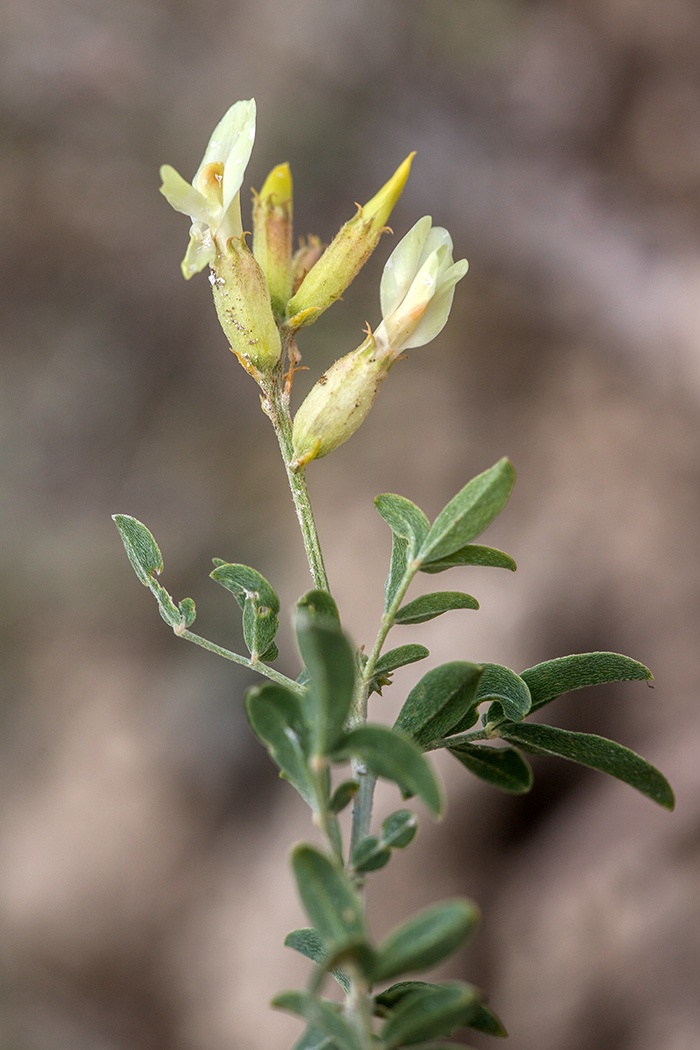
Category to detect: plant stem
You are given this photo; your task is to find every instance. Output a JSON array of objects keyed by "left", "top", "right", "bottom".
[
  {"left": 179, "top": 629, "right": 304, "bottom": 693},
  {"left": 263, "top": 378, "right": 330, "bottom": 593}
]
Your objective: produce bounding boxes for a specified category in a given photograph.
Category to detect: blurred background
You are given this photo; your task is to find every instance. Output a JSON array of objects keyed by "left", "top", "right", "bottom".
[{"left": 2, "top": 0, "right": 700, "bottom": 1047}]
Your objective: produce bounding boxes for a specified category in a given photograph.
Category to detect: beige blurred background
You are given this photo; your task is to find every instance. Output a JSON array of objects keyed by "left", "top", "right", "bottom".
[{"left": 2, "top": 0, "right": 700, "bottom": 1047}]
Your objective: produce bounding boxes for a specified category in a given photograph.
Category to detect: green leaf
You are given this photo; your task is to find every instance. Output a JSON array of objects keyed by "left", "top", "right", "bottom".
[
  {"left": 498, "top": 722, "right": 674, "bottom": 809},
  {"left": 419, "top": 459, "right": 515, "bottom": 564},
  {"left": 420, "top": 543, "right": 516, "bottom": 575},
  {"left": 211, "top": 562, "right": 280, "bottom": 660},
  {"left": 380, "top": 810, "right": 418, "bottom": 849},
  {"left": 245, "top": 684, "right": 315, "bottom": 808},
  {"left": 394, "top": 592, "right": 479, "bottom": 625},
  {"left": 330, "top": 725, "right": 443, "bottom": 817},
  {"left": 351, "top": 836, "right": 392, "bottom": 873},
  {"left": 375, "top": 981, "right": 435, "bottom": 1013},
  {"left": 296, "top": 615, "right": 355, "bottom": 756},
  {"left": 290, "top": 1026, "right": 337, "bottom": 1050},
  {"left": 113, "top": 514, "right": 163, "bottom": 585},
  {"left": 521, "top": 652, "right": 653, "bottom": 712},
  {"left": 448, "top": 742, "right": 533, "bottom": 794},
  {"left": 467, "top": 1002, "right": 508, "bottom": 1037},
  {"left": 374, "top": 645, "right": 431, "bottom": 677},
  {"left": 297, "top": 589, "right": 342, "bottom": 629},
  {"left": 369, "top": 645, "right": 430, "bottom": 697},
  {"left": 375, "top": 493, "right": 430, "bottom": 558},
  {"left": 395, "top": 663, "right": 484, "bottom": 750},
  {"left": 329, "top": 780, "right": 358, "bottom": 814},
  {"left": 381, "top": 981, "right": 482, "bottom": 1048},
  {"left": 385, "top": 534, "right": 410, "bottom": 611},
  {"left": 272, "top": 992, "right": 363, "bottom": 1050},
  {"left": 372, "top": 900, "right": 479, "bottom": 984},
  {"left": 284, "top": 928, "right": 350, "bottom": 993},
  {"left": 178, "top": 597, "right": 197, "bottom": 628},
  {"left": 291, "top": 845, "right": 368, "bottom": 957},
  {"left": 472, "top": 663, "right": 531, "bottom": 722}
]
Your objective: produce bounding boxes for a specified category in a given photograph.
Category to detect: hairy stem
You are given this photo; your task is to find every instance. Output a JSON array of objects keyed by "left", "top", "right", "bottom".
[
  {"left": 179, "top": 629, "right": 304, "bottom": 693},
  {"left": 263, "top": 377, "right": 330, "bottom": 593}
]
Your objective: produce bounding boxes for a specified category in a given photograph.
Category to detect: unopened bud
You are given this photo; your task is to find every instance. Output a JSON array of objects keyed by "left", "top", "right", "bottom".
[
  {"left": 252, "top": 163, "right": 293, "bottom": 319},
  {"left": 291, "top": 333, "right": 395, "bottom": 469},
  {"left": 211, "top": 236, "right": 282, "bottom": 376},
  {"left": 285, "top": 154, "right": 414, "bottom": 330}
]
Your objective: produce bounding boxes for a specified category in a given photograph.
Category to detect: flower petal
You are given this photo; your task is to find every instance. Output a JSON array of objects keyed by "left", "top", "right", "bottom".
[
  {"left": 159, "top": 165, "right": 213, "bottom": 224},
  {"left": 402, "top": 257, "right": 468, "bottom": 349},
  {"left": 180, "top": 223, "right": 216, "bottom": 279},
  {"left": 194, "top": 99, "right": 257, "bottom": 215},
  {"left": 380, "top": 215, "right": 432, "bottom": 320}
]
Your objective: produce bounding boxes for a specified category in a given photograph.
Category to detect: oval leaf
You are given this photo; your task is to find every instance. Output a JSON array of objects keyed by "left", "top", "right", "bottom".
[
  {"left": 472, "top": 663, "right": 531, "bottom": 721},
  {"left": 351, "top": 836, "right": 392, "bottom": 873},
  {"left": 296, "top": 616, "right": 356, "bottom": 756},
  {"left": 272, "top": 991, "right": 363, "bottom": 1050},
  {"left": 245, "top": 684, "right": 315, "bottom": 807},
  {"left": 113, "top": 514, "right": 163, "bottom": 584},
  {"left": 373, "top": 899, "right": 480, "bottom": 984},
  {"left": 375, "top": 645, "right": 431, "bottom": 677},
  {"left": 211, "top": 562, "right": 281, "bottom": 659},
  {"left": 521, "top": 652, "right": 653, "bottom": 712},
  {"left": 330, "top": 725, "right": 443, "bottom": 816},
  {"left": 419, "top": 459, "right": 516, "bottom": 564},
  {"left": 297, "top": 589, "right": 342, "bottom": 629},
  {"left": 498, "top": 722, "right": 674, "bottom": 809},
  {"left": 381, "top": 981, "right": 482, "bottom": 1048},
  {"left": 291, "top": 845, "right": 368, "bottom": 955},
  {"left": 420, "top": 543, "right": 516, "bottom": 575},
  {"left": 448, "top": 742, "right": 533, "bottom": 794},
  {"left": 394, "top": 591, "right": 479, "bottom": 625},
  {"left": 395, "top": 662, "right": 484, "bottom": 750},
  {"left": 284, "top": 928, "right": 350, "bottom": 993},
  {"left": 380, "top": 810, "right": 418, "bottom": 849},
  {"left": 375, "top": 493, "right": 430, "bottom": 558}
]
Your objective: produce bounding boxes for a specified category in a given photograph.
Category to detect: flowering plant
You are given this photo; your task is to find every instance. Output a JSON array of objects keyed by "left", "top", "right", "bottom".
[{"left": 115, "top": 99, "right": 673, "bottom": 1050}]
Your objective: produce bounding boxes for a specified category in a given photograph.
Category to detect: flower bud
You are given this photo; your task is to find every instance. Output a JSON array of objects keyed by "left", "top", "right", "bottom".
[
  {"left": 291, "top": 334, "right": 395, "bottom": 469},
  {"left": 374, "top": 215, "right": 469, "bottom": 354},
  {"left": 210, "top": 236, "right": 282, "bottom": 376},
  {"left": 285, "top": 153, "right": 414, "bottom": 330},
  {"left": 252, "top": 163, "right": 293, "bottom": 319}
]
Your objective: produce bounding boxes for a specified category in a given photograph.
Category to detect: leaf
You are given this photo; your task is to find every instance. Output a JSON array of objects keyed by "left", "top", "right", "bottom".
[
  {"left": 394, "top": 592, "right": 479, "bottom": 625},
  {"left": 284, "top": 928, "right": 350, "bottom": 993},
  {"left": 178, "top": 597, "right": 196, "bottom": 628},
  {"left": 521, "top": 652, "right": 653, "bottom": 712},
  {"left": 471, "top": 663, "right": 531, "bottom": 722},
  {"left": 272, "top": 992, "right": 364, "bottom": 1050},
  {"left": 371, "top": 898, "right": 482, "bottom": 986},
  {"left": 351, "top": 836, "right": 392, "bottom": 873},
  {"left": 498, "top": 722, "right": 675, "bottom": 809},
  {"left": 419, "top": 459, "right": 515, "bottom": 565},
  {"left": 374, "top": 645, "right": 431, "bottom": 677},
  {"left": 448, "top": 742, "right": 533, "bottom": 794},
  {"left": 467, "top": 1002, "right": 508, "bottom": 1037},
  {"left": 380, "top": 810, "right": 418, "bottom": 849},
  {"left": 245, "top": 684, "right": 315, "bottom": 808},
  {"left": 330, "top": 725, "right": 443, "bottom": 817},
  {"left": 211, "top": 562, "right": 280, "bottom": 660},
  {"left": 385, "top": 534, "right": 409, "bottom": 611},
  {"left": 329, "top": 780, "right": 358, "bottom": 814},
  {"left": 297, "top": 589, "right": 342, "bottom": 629},
  {"left": 372, "top": 900, "right": 479, "bottom": 984},
  {"left": 290, "top": 1026, "right": 338, "bottom": 1050},
  {"left": 420, "top": 543, "right": 516, "bottom": 575},
  {"left": 296, "top": 615, "right": 355, "bottom": 756},
  {"left": 395, "top": 663, "right": 484, "bottom": 750},
  {"left": 291, "top": 845, "right": 369, "bottom": 958},
  {"left": 370, "top": 645, "right": 430, "bottom": 697},
  {"left": 113, "top": 514, "right": 163, "bottom": 585},
  {"left": 375, "top": 493, "right": 430, "bottom": 558},
  {"left": 380, "top": 981, "right": 482, "bottom": 1048}
]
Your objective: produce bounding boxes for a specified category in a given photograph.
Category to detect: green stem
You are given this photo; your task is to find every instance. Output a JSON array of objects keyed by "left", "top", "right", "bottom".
[
  {"left": 264, "top": 379, "right": 330, "bottom": 593},
  {"left": 179, "top": 629, "right": 304, "bottom": 694}
]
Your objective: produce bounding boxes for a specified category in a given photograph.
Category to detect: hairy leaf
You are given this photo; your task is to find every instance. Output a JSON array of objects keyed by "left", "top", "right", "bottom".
[
  {"left": 296, "top": 614, "right": 355, "bottom": 756},
  {"left": 375, "top": 493, "right": 430, "bottom": 558},
  {"left": 291, "top": 845, "right": 368, "bottom": 957},
  {"left": 284, "top": 928, "right": 350, "bottom": 993},
  {"left": 211, "top": 562, "right": 280, "bottom": 659},
  {"left": 395, "top": 663, "right": 484, "bottom": 749},
  {"left": 273, "top": 992, "right": 363, "bottom": 1050},
  {"left": 419, "top": 459, "right": 515, "bottom": 564},
  {"left": 448, "top": 742, "right": 533, "bottom": 794},
  {"left": 394, "top": 591, "right": 479, "bottom": 625},
  {"left": 245, "top": 684, "right": 315, "bottom": 807},
  {"left": 472, "top": 663, "right": 531, "bottom": 722},
  {"left": 498, "top": 722, "right": 674, "bottom": 809},
  {"left": 373, "top": 900, "right": 479, "bottom": 984},
  {"left": 521, "top": 652, "right": 653, "bottom": 712},
  {"left": 330, "top": 725, "right": 443, "bottom": 816},
  {"left": 381, "top": 981, "right": 482, "bottom": 1048},
  {"left": 420, "top": 543, "right": 516, "bottom": 575},
  {"left": 380, "top": 810, "right": 418, "bottom": 849}
]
